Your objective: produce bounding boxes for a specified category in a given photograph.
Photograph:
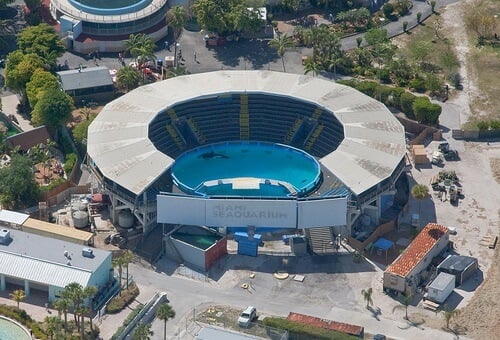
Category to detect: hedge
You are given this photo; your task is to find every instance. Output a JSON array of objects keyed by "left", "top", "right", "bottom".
[
  {"left": 262, "top": 317, "right": 359, "bottom": 340},
  {"left": 64, "top": 152, "right": 77, "bottom": 175},
  {"left": 106, "top": 283, "right": 139, "bottom": 314},
  {"left": 110, "top": 303, "right": 144, "bottom": 340},
  {"left": 0, "top": 305, "right": 46, "bottom": 339},
  {"left": 412, "top": 96, "right": 442, "bottom": 125}
]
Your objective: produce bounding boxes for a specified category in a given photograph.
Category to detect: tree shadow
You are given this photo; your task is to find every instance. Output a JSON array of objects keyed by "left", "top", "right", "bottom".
[
  {"left": 398, "top": 317, "right": 426, "bottom": 330},
  {"left": 367, "top": 305, "right": 382, "bottom": 321}
]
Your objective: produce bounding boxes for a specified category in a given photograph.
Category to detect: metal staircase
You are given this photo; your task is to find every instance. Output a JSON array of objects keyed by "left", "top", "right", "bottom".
[{"left": 305, "top": 227, "right": 336, "bottom": 254}]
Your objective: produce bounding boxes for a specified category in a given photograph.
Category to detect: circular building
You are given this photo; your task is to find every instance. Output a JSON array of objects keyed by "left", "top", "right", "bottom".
[
  {"left": 50, "top": 0, "right": 168, "bottom": 53},
  {"left": 87, "top": 71, "right": 406, "bottom": 248}
]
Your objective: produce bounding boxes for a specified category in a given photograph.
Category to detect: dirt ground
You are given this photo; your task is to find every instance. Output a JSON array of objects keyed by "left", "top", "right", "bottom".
[{"left": 396, "top": 1, "right": 500, "bottom": 338}]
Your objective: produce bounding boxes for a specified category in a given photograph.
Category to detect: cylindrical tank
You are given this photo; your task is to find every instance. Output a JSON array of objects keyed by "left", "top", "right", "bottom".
[
  {"left": 72, "top": 203, "right": 87, "bottom": 212},
  {"left": 118, "top": 210, "right": 134, "bottom": 229},
  {"left": 73, "top": 210, "right": 89, "bottom": 229}
]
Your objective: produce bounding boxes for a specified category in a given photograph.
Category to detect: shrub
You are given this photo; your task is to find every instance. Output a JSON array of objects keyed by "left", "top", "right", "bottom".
[
  {"left": 477, "top": 121, "right": 489, "bottom": 130},
  {"left": 106, "top": 283, "right": 140, "bottom": 314},
  {"left": 400, "top": 92, "right": 417, "bottom": 118},
  {"left": 417, "top": 12, "right": 422, "bottom": 23},
  {"left": 355, "top": 81, "right": 378, "bottom": 97},
  {"left": 403, "top": 21, "right": 408, "bottom": 32},
  {"left": 379, "top": 68, "right": 392, "bottom": 84},
  {"left": 390, "top": 87, "right": 407, "bottom": 107},
  {"left": 382, "top": 3, "right": 394, "bottom": 18},
  {"left": 375, "top": 85, "right": 394, "bottom": 105},
  {"left": 409, "top": 77, "right": 426, "bottom": 93},
  {"left": 490, "top": 120, "right": 500, "bottom": 129},
  {"left": 111, "top": 303, "right": 144, "bottom": 340},
  {"left": 263, "top": 317, "right": 358, "bottom": 340},
  {"left": 448, "top": 72, "right": 463, "bottom": 90},
  {"left": 64, "top": 153, "right": 77, "bottom": 175},
  {"left": 412, "top": 96, "right": 442, "bottom": 125},
  {"left": 425, "top": 73, "right": 442, "bottom": 94}
]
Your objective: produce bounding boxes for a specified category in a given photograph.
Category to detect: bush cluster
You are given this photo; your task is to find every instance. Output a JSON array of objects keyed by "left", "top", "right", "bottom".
[
  {"left": 263, "top": 317, "right": 358, "bottom": 339},
  {"left": 64, "top": 152, "right": 77, "bottom": 175},
  {"left": 0, "top": 305, "right": 46, "bottom": 339},
  {"left": 106, "top": 283, "right": 140, "bottom": 314},
  {"left": 337, "top": 80, "right": 442, "bottom": 125},
  {"left": 477, "top": 120, "right": 500, "bottom": 130}
]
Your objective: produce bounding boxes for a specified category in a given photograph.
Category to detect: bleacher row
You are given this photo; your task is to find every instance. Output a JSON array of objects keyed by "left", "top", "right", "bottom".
[{"left": 148, "top": 93, "right": 345, "bottom": 160}]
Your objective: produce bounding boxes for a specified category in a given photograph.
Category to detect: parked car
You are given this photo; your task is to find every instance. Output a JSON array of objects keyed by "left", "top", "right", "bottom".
[{"left": 238, "top": 306, "right": 256, "bottom": 328}]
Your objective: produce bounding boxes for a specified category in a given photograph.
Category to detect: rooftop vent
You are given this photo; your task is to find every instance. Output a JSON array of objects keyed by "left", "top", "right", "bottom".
[
  {"left": 82, "top": 247, "right": 94, "bottom": 258},
  {"left": 0, "top": 229, "right": 11, "bottom": 245}
]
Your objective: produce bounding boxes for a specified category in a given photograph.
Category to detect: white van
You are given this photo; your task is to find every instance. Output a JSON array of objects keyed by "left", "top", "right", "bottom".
[{"left": 238, "top": 306, "right": 256, "bottom": 328}]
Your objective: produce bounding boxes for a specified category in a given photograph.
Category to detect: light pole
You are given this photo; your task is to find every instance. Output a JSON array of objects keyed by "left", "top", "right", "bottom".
[{"left": 174, "top": 43, "right": 180, "bottom": 68}]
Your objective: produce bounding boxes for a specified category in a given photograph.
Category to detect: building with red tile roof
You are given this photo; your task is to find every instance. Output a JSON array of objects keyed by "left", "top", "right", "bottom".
[{"left": 383, "top": 223, "right": 449, "bottom": 294}]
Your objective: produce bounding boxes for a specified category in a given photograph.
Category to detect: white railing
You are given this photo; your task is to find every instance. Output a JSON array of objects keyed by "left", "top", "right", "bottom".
[{"left": 51, "top": 0, "right": 167, "bottom": 23}]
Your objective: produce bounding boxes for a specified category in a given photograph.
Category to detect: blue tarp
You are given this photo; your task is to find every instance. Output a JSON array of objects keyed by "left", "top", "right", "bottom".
[{"left": 373, "top": 237, "right": 394, "bottom": 251}]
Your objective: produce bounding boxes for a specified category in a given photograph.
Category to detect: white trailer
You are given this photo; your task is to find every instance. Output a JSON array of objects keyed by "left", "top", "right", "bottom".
[{"left": 426, "top": 272, "right": 455, "bottom": 304}]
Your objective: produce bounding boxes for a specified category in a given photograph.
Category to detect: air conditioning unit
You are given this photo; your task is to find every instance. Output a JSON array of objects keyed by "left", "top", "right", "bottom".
[
  {"left": 0, "top": 229, "right": 11, "bottom": 245},
  {"left": 82, "top": 247, "right": 94, "bottom": 258}
]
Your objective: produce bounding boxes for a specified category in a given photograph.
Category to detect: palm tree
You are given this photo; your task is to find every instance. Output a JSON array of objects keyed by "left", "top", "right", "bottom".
[
  {"left": 125, "top": 33, "right": 156, "bottom": 64},
  {"left": 63, "top": 282, "right": 85, "bottom": 331},
  {"left": 327, "top": 51, "right": 345, "bottom": 80},
  {"left": 133, "top": 322, "right": 154, "bottom": 340},
  {"left": 10, "top": 289, "right": 25, "bottom": 309},
  {"left": 411, "top": 184, "right": 429, "bottom": 224},
  {"left": 44, "top": 315, "right": 60, "bottom": 340},
  {"left": 117, "top": 66, "right": 141, "bottom": 92},
  {"left": 83, "top": 285, "right": 98, "bottom": 332},
  {"left": 303, "top": 58, "right": 324, "bottom": 77},
  {"left": 392, "top": 293, "right": 413, "bottom": 320},
  {"left": 442, "top": 304, "right": 460, "bottom": 329},
  {"left": 121, "top": 251, "right": 134, "bottom": 289},
  {"left": 361, "top": 288, "right": 373, "bottom": 309},
  {"left": 166, "top": 6, "right": 188, "bottom": 41},
  {"left": 113, "top": 256, "right": 125, "bottom": 291},
  {"left": 156, "top": 303, "right": 176, "bottom": 340},
  {"left": 268, "top": 33, "right": 295, "bottom": 72},
  {"left": 53, "top": 297, "right": 71, "bottom": 332}
]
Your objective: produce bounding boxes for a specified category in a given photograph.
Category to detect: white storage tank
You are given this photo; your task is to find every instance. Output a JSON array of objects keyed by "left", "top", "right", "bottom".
[
  {"left": 118, "top": 210, "right": 134, "bottom": 229},
  {"left": 73, "top": 210, "right": 89, "bottom": 229}
]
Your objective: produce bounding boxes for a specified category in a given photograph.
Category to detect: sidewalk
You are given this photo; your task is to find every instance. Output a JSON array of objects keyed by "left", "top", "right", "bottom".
[{"left": 0, "top": 94, "right": 33, "bottom": 132}]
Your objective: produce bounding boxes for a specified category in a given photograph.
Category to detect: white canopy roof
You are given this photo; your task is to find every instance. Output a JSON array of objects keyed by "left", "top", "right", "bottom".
[{"left": 87, "top": 71, "right": 406, "bottom": 196}]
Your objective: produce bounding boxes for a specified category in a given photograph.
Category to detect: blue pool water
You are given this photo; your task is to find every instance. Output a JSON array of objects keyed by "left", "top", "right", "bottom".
[
  {"left": 0, "top": 317, "right": 31, "bottom": 340},
  {"left": 172, "top": 141, "right": 321, "bottom": 197}
]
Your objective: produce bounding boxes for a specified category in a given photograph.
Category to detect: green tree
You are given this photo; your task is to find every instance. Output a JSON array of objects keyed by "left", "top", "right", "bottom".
[
  {"left": 117, "top": 66, "right": 141, "bottom": 92},
  {"left": 83, "top": 285, "right": 98, "bottom": 333},
  {"left": 268, "top": 33, "right": 294, "bottom": 72},
  {"left": 113, "top": 256, "right": 126, "bottom": 291},
  {"left": 156, "top": 303, "right": 176, "bottom": 340},
  {"left": 24, "top": 0, "right": 42, "bottom": 11},
  {"left": 31, "top": 88, "right": 74, "bottom": 128},
  {"left": 0, "top": 154, "right": 39, "bottom": 208},
  {"left": 303, "top": 58, "right": 323, "bottom": 77},
  {"left": 133, "top": 322, "right": 153, "bottom": 340},
  {"left": 4, "top": 51, "right": 46, "bottom": 93},
  {"left": 26, "top": 69, "right": 60, "bottom": 109},
  {"left": 72, "top": 113, "right": 96, "bottom": 148},
  {"left": 121, "top": 251, "right": 134, "bottom": 289},
  {"left": 409, "top": 40, "right": 432, "bottom": 66},
  {"left": 63, "top": 282, "right": 85, "bottom": 332},
  {"left": 125, "top": 33, "right": 156, "bottom": 63},
  {"left": 17, "top": 23, "right": 65, "bottom": 66},
  {"left": 166, "top": 5, "right": 188, "bottom": 41},
  {"left": 44, "top": 315, "right": 60, "bottom": 340},
  {"left": 442, "top": 304, "right": 460, "bottom": 329},
  {"left": 53, "top": 297, "right": 71, "bottom": 333},
  {"left": 192, "top": 0, "right": 262, "bottom": 35},
  {"left": 361, "top": 288, "right": 373, "bottom": 309},
  {"left": 412, "top": 96, "right": 441, "bottom": 125},
  {"left": 9, "top": 289, "right": 26, "bottom": 309},
  {"left": 365, "top": 28, "right": 395, "bottom": 83},
  {"left": 411, "top": 184, "right": 429, "bottom": 223},
  {"left": 392, "top": 294, "right": 413, "bottom": 320}
]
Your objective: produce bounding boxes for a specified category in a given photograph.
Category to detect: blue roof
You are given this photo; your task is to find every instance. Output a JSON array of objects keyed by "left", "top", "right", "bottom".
[{"left": 373, "top": 237, "right": 394, "bottom": 251}]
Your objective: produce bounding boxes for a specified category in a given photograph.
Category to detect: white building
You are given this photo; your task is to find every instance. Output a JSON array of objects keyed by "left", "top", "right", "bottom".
[{"left": 0, "top": 228, "right": 112, "bottom": 302}]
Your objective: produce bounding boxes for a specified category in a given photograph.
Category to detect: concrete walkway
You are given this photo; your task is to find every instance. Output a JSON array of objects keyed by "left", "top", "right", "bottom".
[{"left": 0, "top": 94, "right": 33, "bottom": 132}]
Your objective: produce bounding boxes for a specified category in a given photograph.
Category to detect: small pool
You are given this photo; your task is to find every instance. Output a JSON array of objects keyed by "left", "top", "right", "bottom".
[
  {"left": 68, "top": 0, "right": 152, "bottom": 15},
  {"left": 171, "top": 141, "right": 321, "bottom": 197},
  {"left": 171, "top": 232, "right": 222, "bottom": 250},
  {"left": 0, "top": 317, "right": 32, "bottom": 340}
]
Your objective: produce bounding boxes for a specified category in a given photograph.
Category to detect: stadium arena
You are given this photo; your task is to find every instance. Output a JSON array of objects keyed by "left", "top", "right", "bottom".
[{"left": 87, "top": 70, "right": 407, "bottom": 253}]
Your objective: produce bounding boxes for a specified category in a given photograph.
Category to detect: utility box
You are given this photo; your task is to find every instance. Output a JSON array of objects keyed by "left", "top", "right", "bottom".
[{"left": 426, "top": 272, "right": 455, "bottom": 303}]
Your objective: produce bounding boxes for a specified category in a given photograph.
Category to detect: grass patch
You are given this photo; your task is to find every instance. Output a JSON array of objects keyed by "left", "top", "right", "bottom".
[
  {"left": 263, "top": 316, "right": 359, "bottom": 339},
  {"left": 106, "top": 282, "right": 139, "bottom": 314}
]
